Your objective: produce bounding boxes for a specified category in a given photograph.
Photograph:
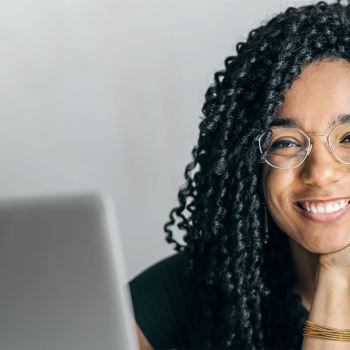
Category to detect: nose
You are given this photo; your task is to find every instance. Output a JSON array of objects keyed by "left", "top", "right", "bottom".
[{"left": 300, "top": 137, "right": 344, "bottom": 187}]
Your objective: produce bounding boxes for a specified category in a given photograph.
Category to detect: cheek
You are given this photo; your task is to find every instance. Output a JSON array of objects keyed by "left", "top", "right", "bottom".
[
  {"left": 262, "top": 164, "right": 298, "bottom": 230},
  {"left": 262, "top": 164, "right": 292, "bottom": 206}
]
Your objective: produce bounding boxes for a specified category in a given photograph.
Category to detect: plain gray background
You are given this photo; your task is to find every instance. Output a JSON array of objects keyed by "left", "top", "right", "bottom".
[{"left": 0, "top": 0, "right": 333, "bottom": 280}]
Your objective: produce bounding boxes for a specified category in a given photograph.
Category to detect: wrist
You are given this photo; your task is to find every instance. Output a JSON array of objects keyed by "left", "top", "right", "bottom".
[
  {"left": 317, "top": 264, "right": 350, "bottom": 285},
  {"left": 318, "top": 264, "right": 350, "bottom": 287},
  {"left": 308, "top": 264, "right": 350, "bottom": 331}
]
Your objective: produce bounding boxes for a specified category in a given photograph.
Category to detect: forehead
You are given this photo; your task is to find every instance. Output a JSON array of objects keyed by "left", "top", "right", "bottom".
[{"left": 274, "top": 59, "right": 350, "bottom": 132}]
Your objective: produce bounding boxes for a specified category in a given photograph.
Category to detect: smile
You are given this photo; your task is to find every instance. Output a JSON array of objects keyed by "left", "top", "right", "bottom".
[
  {"left": 296, "top": 199, "right": 350, "bottom": 213},
  {"left": 293, "top": 198, "right": 350, "bottom": 223}
]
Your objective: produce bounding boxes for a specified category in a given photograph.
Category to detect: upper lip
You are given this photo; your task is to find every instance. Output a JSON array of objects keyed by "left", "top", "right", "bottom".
[{"left": 294, "top": 196, "right": 350, "bottom": 203}]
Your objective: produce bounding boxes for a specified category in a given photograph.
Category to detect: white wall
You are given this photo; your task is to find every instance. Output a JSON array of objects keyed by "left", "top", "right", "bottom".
[{"left": 0, "top": 0, "right": 327, "bottom": 280}]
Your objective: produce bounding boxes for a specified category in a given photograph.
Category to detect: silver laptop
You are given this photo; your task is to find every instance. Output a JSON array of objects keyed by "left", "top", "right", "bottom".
[{"left": 0, "top": 193, "right": 138, "bottom": 350}]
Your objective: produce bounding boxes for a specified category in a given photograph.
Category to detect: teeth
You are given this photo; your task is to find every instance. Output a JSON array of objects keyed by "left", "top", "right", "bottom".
[
  {"left": 325, "top": 204, "right": 333, "bottom": 213},
  {"left": 300, "top": 199, "right": 349, "bottom": 214},
  {"left": 316, "top": 206, "right": 325, "bottom": 214}
]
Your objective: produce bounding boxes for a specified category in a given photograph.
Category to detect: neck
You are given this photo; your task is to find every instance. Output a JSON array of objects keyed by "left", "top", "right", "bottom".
[{"left": 288, "top": 236, "right": 320, "bottom": 312}]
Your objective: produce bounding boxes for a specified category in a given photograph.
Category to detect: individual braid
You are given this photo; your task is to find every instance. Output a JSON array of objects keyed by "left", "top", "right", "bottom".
[{"left": 164, "top": 1, "right": 350, "bottom": 349}]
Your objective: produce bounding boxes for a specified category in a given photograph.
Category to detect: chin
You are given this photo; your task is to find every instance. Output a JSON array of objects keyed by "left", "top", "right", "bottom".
[{"left": 298, "top": 229, "right": 350, "bottom": 254}]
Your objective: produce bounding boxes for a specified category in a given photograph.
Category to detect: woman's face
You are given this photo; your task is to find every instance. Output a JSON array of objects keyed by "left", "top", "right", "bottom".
[{"left": 262, "top": 59, "right": 350, "bottom": 254}]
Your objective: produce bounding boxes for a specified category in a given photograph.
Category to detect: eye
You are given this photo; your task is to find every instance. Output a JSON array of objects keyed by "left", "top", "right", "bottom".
[
  {"left": 270, "top": 140, "right": 300, "bottom": 149},
  {"left": 340, "top": 135, "right": 350, "bottom": 143}
]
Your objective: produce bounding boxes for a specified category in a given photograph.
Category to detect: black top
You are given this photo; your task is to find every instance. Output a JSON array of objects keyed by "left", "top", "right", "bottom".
[
  {"left": 129, "top": 253, "right": 311, "bottom": 350},
  {"left": 129, "top": 253, "right": 207, "bottom": 350}
]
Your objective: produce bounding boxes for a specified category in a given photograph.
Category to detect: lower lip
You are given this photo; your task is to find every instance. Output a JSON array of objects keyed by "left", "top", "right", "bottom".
[{"left": 293, "top": 202, "right": 350, "bottom": 222}]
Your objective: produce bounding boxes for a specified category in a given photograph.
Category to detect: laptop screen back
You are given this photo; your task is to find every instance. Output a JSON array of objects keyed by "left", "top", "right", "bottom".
[{"left": 0, "top": 193, "right": 137, "bottom": 350}]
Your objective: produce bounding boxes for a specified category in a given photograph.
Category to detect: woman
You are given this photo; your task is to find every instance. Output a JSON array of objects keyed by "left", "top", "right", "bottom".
[{"left": 130, "top": 1, "right": 350, "bottom": 349}]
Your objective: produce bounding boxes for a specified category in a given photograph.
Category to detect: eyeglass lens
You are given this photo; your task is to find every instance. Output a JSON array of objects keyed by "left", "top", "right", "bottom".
[{"left": 260, "top": 124, "right": 350, "bottom": 169}]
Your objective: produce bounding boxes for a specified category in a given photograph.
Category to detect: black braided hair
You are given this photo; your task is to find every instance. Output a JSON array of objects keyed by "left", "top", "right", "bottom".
[{"left": 164, "top": 1, "right": 350, "bottom": 349}]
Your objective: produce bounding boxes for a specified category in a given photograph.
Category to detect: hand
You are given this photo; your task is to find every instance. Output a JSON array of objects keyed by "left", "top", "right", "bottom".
[{"left": 319, "top": 241, "right": 350, "bottom": 278}]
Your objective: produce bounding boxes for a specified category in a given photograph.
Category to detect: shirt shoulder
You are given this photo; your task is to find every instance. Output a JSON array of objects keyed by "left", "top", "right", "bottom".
[{"left": 129, "top": 253, "right": 204, "bottom": 349}]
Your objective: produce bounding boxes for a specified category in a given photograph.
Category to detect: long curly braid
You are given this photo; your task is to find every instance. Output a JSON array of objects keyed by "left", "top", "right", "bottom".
[{"left": 164, "top": 1, "right": 350, "bottom": 349}]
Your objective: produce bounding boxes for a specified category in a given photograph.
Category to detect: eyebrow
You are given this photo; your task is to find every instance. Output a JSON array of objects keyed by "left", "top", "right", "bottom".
[
  {"left": 269, "top": 114, "right": 350, "bottom": 128},
  {"left": 269, "top": 117, "right": 302, "bottom": 128},
  {"left": 334, "top": 114, "right": 350, "bottom": 125}
]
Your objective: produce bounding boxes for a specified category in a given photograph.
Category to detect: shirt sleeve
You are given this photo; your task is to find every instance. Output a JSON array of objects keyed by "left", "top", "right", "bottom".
[{"left": 128, "top": 253, "right": 199, "bottom": 350}]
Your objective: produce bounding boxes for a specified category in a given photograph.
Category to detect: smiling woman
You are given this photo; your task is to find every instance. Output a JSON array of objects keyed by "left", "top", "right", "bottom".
[
  {"left": 263, "top": 60, "right": 350, "bottom": 252},
  {"left": 129, "top": 1, "right": 350, "bottom": 349}
]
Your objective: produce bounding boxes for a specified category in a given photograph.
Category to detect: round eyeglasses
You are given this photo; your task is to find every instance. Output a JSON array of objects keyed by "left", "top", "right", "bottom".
[{"left": 255, "top": 122, "right": 350, "bottom": 170}]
